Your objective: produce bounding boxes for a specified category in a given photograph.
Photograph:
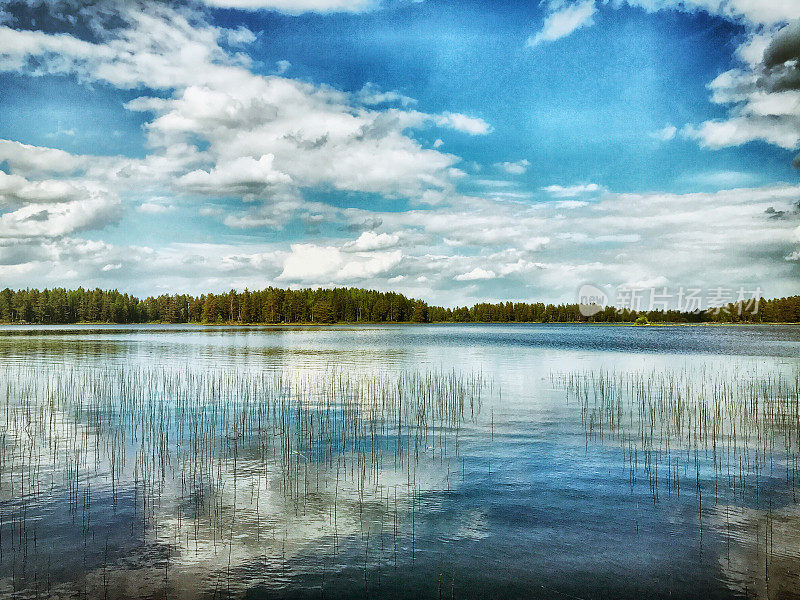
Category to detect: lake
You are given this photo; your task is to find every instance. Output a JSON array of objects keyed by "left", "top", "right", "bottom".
[{"left": 1, "top": 324, "right": 799, "bottom": 599}]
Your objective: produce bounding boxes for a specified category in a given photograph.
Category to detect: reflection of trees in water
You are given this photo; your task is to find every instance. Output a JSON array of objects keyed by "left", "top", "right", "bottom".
[
  {"left": 0, "top": 365, "right": 490, "bottom": 598},
  {"left": 0, "top": 334, "right": 409, "bottom": 371}
]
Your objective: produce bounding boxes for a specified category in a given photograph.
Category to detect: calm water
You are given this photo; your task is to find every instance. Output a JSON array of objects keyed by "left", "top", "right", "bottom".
[{"left": 1, "top": 324, "right": 799, "bottom": 599}]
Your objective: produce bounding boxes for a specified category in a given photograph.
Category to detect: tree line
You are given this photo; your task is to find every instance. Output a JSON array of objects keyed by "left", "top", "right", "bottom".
[{"left": 0, "top": 286, "right": 798, "bottom": 325}]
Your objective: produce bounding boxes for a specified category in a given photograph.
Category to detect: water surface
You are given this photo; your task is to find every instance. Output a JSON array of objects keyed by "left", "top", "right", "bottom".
[{"left": 1, "top": 324, "right": 799, "bottom": 599}]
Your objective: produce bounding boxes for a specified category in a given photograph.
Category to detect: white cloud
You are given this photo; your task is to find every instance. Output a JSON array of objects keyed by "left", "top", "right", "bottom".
[
  {"left": 2, "top": 181, "right": 797, "bottom": 303},
  {"left": 342, "top": 231, "right": 401, "bottom": 252},
  {"left": 673, "top": 21, "right": 800, "bottom": 158},
  {"left": 138, "top": 201, "right": 175, "bottom": 214},
  {"left": 178, "top": 155, "right": 291, "bottom": 195},
  {"left": 555, "top": 199, "right": 589, "bottom": 209},
  {"left": 617, "top": 0, "right": 800, "bottom": 27},
  {"left": 0, "top": 139, "right": 86, "bottom": 175},
  {"left": 356, "top": 83, "right": 416, "bottom": 107},
  {"left": 455, "top": 267, "right": 496, "bottom": 281},
  {"left": 0, "top": 167, "right": 123, "bottom": 242},
  {"left": 0, "top": 171, "right": 92, "bottom": 205},
  {"left": 0, "top": 6, "right": 244, "bottom": 91},
  {"left": 496, "top": 159, "right": 530, "bottom": 175},
  {"left": 197, "top": 0, "right": 376, "bottom": 14},
  {"left": 0, "top": 3, "right": 471, "bottom": 209},
  {"left": 0, "top": 0, "right": 500, "bottom": 250},
  {"left": 0, "top": 1, "right": 797, "bottom": 304},
  {"left": 0, "top": 197, "right": 121, "bottom": 240},
  {"left": 131, "top": 82, "right": 461, "bottom": 199},
  {"left": 542, "top": 183, "right": 602, "bottom": 197},
  {"left": 433, "top": 112, "right": 491, "bottom": 135},
  {"left": 277, "top": 243, "right": 401, "bottom": 282},
  {"left": 686, "top": 116, "right": 800, "bottom": 150},
  {"left": 650, "top": 125, "right": 677, "bottom": 141},
  {"left": 222, "top": 26, "right": 256, "bottom": 45},
  {"left": 527, "top": 1, "right": 597, "bottom": 47}
]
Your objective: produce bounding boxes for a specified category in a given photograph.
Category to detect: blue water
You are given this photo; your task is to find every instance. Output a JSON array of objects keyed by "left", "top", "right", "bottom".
[{"left": 0, "top": 324, "right": 799, "bottom": 599}]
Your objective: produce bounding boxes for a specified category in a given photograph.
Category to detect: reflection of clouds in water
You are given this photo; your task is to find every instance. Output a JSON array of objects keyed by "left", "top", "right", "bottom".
[
  {"left": 452, "top": 509, "right": 489, "bottom": 541},
  {"left": 0, "top": 363, "right": 488, "bottom": 598},
  {"left": 708, "top": 503, "right": 800, "bottom": 600},
  {"left": 2, "top": 455, "right": 465, "bottom": 599},
  {"left": 3, "top": 326, "right": 800, "bottom": 598}
]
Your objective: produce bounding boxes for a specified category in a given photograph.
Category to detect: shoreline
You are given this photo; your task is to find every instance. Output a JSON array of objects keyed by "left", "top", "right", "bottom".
[{"left": 0, "top": 321, "right": 797, "bottom": 327}]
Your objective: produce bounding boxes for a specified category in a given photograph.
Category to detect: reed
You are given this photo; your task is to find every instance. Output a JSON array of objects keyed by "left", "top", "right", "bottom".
[
  {"left": 0, "top": 364, "right": 490, "bottom": 598},
  {"left": 555, "top": 365, "right": 800, "bottom": 595},
  {"left": 556, "top": 366, "right": 800, "bottom": 503}
]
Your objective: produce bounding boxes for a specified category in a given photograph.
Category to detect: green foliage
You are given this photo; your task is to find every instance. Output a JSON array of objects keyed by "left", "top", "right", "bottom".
[
  {"left": 411, "top": 300, "right": 428, "bottom": 323},
  {"left": 634, "top": 316, "right": 650, "bottom": 326},
  {"left": 0, "top": 286, "right": 797, "bottom": 325},
  {"left": 312, "top": 300, "right": 336, "bottom": 324}
]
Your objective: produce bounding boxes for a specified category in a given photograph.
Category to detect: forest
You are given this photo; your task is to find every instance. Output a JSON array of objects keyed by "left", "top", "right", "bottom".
[{"left": 1, "top": 286, "right": 799, "bottom": 325}]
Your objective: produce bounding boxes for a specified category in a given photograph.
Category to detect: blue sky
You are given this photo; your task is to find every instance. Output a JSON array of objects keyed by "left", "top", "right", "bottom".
[{"left": 0, "top": 0, "right": 799, "bottom": 306}]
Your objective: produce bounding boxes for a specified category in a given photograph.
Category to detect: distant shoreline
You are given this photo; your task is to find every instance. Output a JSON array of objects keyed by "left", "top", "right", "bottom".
[
  {"left": 3, "top": 287, "right": 798, "bottom": 325},
  {"left": 1, "top": 321, "right": 797, "bottom": 327}
]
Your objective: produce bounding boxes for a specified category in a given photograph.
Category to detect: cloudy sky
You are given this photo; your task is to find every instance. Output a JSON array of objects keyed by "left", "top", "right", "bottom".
[{"left": 1, "top": 0, "right": 799, "bottom": 306}]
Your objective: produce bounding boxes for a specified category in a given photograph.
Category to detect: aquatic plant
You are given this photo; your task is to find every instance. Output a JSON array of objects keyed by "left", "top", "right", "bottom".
[{"left": 0, "top": 365, "right": 491, "bottom": 598}]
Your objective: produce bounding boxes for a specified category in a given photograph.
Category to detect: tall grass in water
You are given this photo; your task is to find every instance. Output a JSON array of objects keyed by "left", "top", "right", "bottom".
[
  {"left": 557, "top": 367, "right": 800, "bottom": 598},
  {"left": 0, "top": 366, "right": 489, "bottom": 598},
  {"left": 557, "top": 367, "right": 800, "bottom": 500}
]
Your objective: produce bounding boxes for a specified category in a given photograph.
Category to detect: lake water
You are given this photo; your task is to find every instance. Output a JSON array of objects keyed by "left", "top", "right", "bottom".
[{"left": 1, "top": 324, "right": 799, "bottom": 599}]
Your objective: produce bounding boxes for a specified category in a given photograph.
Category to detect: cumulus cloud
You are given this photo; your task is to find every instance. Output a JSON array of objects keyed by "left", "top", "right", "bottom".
[
  {"left": 0, "top": 0, "right": 483, "bottom": 229},
  {"left": 277, "top": 243, "right": 401, "bottom": 282},
  {"left": 522, "top": 2, "right": 800, "bottom": 164},
  {"left": 0, "top": 139, "right": 86, "bottom": 175},
  {"left": 128, "top": 77, "right": 464, "bottom": 200},
  {"left": 496, "top": 159, "right": 530, "bottom": 175},
  {"left": 356, "top": 83, "right": 416, "bottom": 107},
  {"left": 619, "top": 0, "right": 800, "bottom": 27},
  {"left": 527, "top": 0, "right": 597, "bottom": 47},
  {"left": 0, "top": 167, "right": 123, "bottom": 242},
  {"left": 433, "top": 112, "right": 492, "bottom": 135},
  {"left": 669, "top": 17, "right": 800, "bottom": 162},
  {"left": 0, "top": 171, "right": 94, "bottom": 205},
  {"left": 177, "top": 155, "right": 291, "bottom": 195},
  {"left": 342, "top": 231, "right": 400, "bottom": 252},
  {"left": 455, "top": 267, "right": 496, "bottom": 281},
  {"left": 0, "top": 5, "right": 242, "bottom": 90},
  {"left": 0, "top": 197, "right": 121, "bottom": 239},
  {"left": 1, "top": 181, "right": 798, "bottom": 303},
  {"left": 0, "top": 0, "right": 797, "bottom": 305}
]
